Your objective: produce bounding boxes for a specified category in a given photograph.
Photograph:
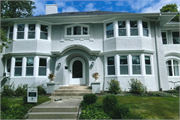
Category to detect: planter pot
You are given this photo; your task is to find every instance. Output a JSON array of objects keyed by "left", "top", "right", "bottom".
[
  {"left": 50, "top": 77, "right": 55, "bottom": 83},
  {"left": 94, "top": 75, "right": 100, "bottom": 82}
]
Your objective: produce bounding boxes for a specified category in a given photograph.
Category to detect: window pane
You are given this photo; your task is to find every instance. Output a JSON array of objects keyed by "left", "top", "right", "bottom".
[
  {"left": 120, "top": 56, "right": 127, "bottom": 64},
  {"left": 166, "top": 60, "right": 171, "bottom": 66},
  {"left": 161, "top": 32, "right": 166, "bottom": 37},
  {"left": 29, "top": 24, "right": 35, "bottom": 31},
  {"left": 28, "top": 32, "right": 35, "bottom": 39},
  {"left": 39, "top": 67, "right": 46, "bottom": 76},
  {"left": 106, "top": 22, "right": 113, "bottom": 31},
  {"left": 15, "top": 67, "right": 22, "bottom": 76},
  {"left": 130, "top": 21, "right": 137, "bottom": 28},
  {"left": 7, "top": 59, "right": 11, "bottom": 72},
  {"left": 173, "top": 37, "right": 180, "bottom": 44},
  {"left": 133, "top": 65, "right": 141, "bottom": 74},
  {"left": 15, "top": 58, "right": 22, "bottom": 66},
  {"left": 162, "top": 38, "right": 167, "bottom": 44},
  {"left": 174, "top": 66, "right": 179, "bottom": 76},
  {"left": 167, "top": 65, "right": 172, "bottom": 76},
  {"left": 146, "top": 66, "right": 151, "bottom": 74},
  {"left": 132, "top": 56, "right": 140, "bottom": 64},
  {"left": 74, "top": 26, "right": 81, "bottom": 35},
  {"left": 143, "top": 29, "right": 148, "bottom": 36},
  {"left": 41, "top": 25, "right": 48, "bottom": 32},
  {"left": 119, "top": 29, "right": 126, "bottom": 36},
  {"left": 26, "top": 67, "right": 33, "bottom": 76},
  {"left": 17, "top": 32, "right": 24, "bottom": 39},
  {"left": 67, "top": 27, "right": 71, "bottom": 35},
  {"left": 108, "top": 57, "right": 114, "bottom": 65},
  {"left": 40, "top": 32, "right": 48, "bottom": 39},
  {"left": 172, "top": 32, "right": 179, "bottom": 37},
  {"left": 118, "top": 21, "right": 126, "bottom": 28},
  {"left": 130, "top": 29, "right": 138, "bottom": 36},
  {"left": 27, "top": 57, "right": 34, "bottom": 66},
  {"left": 9, "top": 33, "right": 13, "bottom": 39},
  {"left": 83, "top": 27, "right": 88, "bottom": 35},
  {"left": 39, "top": 58, "right": 46, "bottom": 66},
  {"left": 17, "top": 24, "right": 25, "bottom": 31},
  {"left": 142, "top": 21, "right": 148, "bottom": 28},
  {"left": 108, "top": 66, "right": 115, "bottom": 75},
  {"left": 107, "top": 30, "right": 114, "bottom": 38},
  {"left": 173, "top": 60, "right": 178, "bottom": 65},
  {"left": 120, "top": 66, "right": 128, "bottom": 74},
  {"left": 10, "top": 26, "right": 13, "bottom": 32},
  {"left": 145, "top": 56, "right": 150, "bottom": 65}
]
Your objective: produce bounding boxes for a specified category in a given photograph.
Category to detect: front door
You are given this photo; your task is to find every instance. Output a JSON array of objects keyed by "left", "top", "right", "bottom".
[{"left": 69, "top": 57, "right": 86, "bottom": 85}]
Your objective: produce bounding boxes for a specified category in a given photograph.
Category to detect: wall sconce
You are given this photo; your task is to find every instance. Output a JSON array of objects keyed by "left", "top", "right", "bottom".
[
  {"left": 91, "top": 62, "right": 94, "bottom": 66},
  {"left": 58, "top": 63, "right": 61, "bottom": 67}
]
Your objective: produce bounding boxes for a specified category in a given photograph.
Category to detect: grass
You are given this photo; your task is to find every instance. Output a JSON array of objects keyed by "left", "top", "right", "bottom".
[{"left": 96, "top": 96, "right": 179, "bottom": 119}]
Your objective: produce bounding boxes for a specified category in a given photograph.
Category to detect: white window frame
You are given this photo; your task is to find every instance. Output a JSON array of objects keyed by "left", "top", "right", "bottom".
[
  {"left": 130, "top": 20, "right": 138, "bottom": 36},
  {"left": 166, "top": 59, "right": 180, "bottom": 77},
  {"left": 28, "top": 24, "right": 36, "bottom": 40},
  {"left": 106, "top": 55, "right": 116, "bottom": 76},
  {"left": 142, "top": 21, "right": 149, "bottom": 37},
  {"left": 106, "top": 22, "right": 114, "bottom": 38},
  {"left": 132, "top": 55, "right": 142, "bottom": 75},
  {"left": 64, "top": 24, "right": 90, "bottom": 37},
  {"left": 40, "top": 24, "right": 49, "bottom": 40},
  {"left": 144, "top": 55, "right": 152, "bottom": 75},
  {"left": 38, "top": 57, "right": 47, "bottom": 76},
  {"left": 17, "top": 24, "right": 25, "bottom": 40},
  {"left": 161, "top": 31, "right": 168, "bottom": 44},
  {"left": 171, "top": 31, "right": 180, "bottom": 44},
  {"left": 119, "top": 55, "right": 129, "bottom": 75},
  {"left": 26, "top": 57, "right": 34, "bottom": 76},
  {"left": 14, "top": 57, "right": 23, "bottom": 76},
  {"left": 118, "top": 21, "right": 126, "bottom": 36}
]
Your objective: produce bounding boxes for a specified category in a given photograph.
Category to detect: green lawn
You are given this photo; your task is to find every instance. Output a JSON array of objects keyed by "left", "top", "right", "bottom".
[{"left": 97, "top": 96, "right": 179, "bottom": 119}]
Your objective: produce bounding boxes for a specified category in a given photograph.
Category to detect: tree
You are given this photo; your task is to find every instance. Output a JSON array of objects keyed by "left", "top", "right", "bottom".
[
  {"left": 160, "top": 3, "right": 179, "bottom": 22},
  {"left": 1, "top": 1, "right": 36, "bottom": 18}
]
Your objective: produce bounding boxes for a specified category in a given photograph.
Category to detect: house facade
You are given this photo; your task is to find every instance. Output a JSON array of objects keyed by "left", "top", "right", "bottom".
[{"left": 1, "top": 4, "right": 180, "bottom": 91}]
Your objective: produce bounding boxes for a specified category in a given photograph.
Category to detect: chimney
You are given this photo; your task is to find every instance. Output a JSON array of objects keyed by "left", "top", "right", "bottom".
[{"left": 46, "top": 4, "right": 58, "bottom": 15}]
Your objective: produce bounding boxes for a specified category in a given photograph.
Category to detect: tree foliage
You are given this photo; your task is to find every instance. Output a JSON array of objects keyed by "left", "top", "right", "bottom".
[
  {"left": 1, "top": 1, "right": 36, "bottom": 18},
  {"left": 160, "top": 4, "right": 179, "bottom": 22}
]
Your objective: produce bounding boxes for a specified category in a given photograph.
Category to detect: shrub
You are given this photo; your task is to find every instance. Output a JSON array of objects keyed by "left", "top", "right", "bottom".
[
  {"left": 175, "top": 85, "right": 179, "bottom": 91},
  {"left": 1, "top": 97, "right": 10, "bottom": 111},
  {"left": 83, "top": 94, "right": 98, "bottom": 105},
  {"left": 103, "top": 95, "right": 118, "bottom": 112},
  {"left": 23, "top": 94, "right": 28, "bottom": 104},
  {"left": 15, "top": 84, "right": 28, "bottom": 96},
  {"left": 129, "top": 78, "right": 147, "bottom": 95},
  {"left": 107, "top": 79, "right": 122, "bottom": 94},
  {"left": 37, "top": 84, "right": 46, "bottom": 95},
  {"left": 79, "top": 103, "right": 111, "bottom": 119},
  {"left": 1, "top": 82, "right": 15, "bottom": 97}
]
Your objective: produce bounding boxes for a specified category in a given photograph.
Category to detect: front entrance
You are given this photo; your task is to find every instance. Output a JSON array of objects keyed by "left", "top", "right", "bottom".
[{"left": 69, "top": 57, "right": 86, "bottom": 85}]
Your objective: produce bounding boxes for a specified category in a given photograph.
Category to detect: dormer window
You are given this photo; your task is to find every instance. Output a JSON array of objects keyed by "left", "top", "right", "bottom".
[{"left": 65, "top": 24, "right": 89, "bottom": 36}]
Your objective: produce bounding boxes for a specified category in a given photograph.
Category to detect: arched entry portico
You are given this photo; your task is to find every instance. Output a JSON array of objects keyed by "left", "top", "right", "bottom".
[{"left": 69, "top": 57, "right": 86, "bottom": 85}]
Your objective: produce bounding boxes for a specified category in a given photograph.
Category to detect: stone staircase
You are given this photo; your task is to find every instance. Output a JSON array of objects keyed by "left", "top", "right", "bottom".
[{"left": 27, "top": 85, "right": 92, "bottom": 119}]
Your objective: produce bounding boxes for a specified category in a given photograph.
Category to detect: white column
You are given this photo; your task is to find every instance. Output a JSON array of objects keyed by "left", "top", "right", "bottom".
[
  {"left": 36, "top": 23, "right": 40, "bottom": 40},
  {"left": 128, "top": 54, "right": 132, "bottom": 75},
  {"left": 115, "top": 55, "right": 120, "bottom": 76},
  {"left": 46, "top": 57, "right": 50, "bottom": 76},
  {"left": 148, "top": 22, "right": 151, "bottom": 37},
  {"left": 13, "top": 24, "right": 17, "bottom": 40},
  {"left": 138, "top": 20, "right": 143, "bottom": 37},
  {"left": 126, "top": 20, "right": 130, "bottom": 37},
  {"left": 34, "top": 56, "right": 39, "bottom": 77},
  {"left": 114, "top": 21, "right": 118, "bottom": 37},
  {"left": 10, "top": 57, "right": 15, "bottom": 77},
  {"left": 141, "top": 54, "right": 145, "bottom": 75},
  {"left": 48, "top": 25, "right": 51, "bottom": 41},
  {"left": 22, "top": 57, "right": 26, "bottom": 77},
  {"left": 24, "top": 24, "right": 28, "bottom": 40},
  {"left": 104, "top": 23, "right": 106, "bottom": 39}
]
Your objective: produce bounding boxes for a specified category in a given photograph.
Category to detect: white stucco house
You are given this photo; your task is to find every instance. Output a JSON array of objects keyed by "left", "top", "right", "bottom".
[{"left": 1, "top": 4, "right": 180, "bottom": 91}]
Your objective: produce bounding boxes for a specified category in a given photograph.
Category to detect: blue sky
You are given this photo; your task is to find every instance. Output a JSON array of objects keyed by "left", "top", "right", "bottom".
[{"left": 33, "top": 0, "right": 180, "bottom": 16}]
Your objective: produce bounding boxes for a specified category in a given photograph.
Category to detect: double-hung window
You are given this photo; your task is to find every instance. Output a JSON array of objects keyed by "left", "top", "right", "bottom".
[
  {"left": 9, "top": 26, "right": 13, "bottom": 39},
  {"left": 120, "top": 56, "right": 128, "bottom": 74},
  {"left": 130, "top": 21, "right": 138, "bottom": 36},
  {"left": 15, "top": 58, "right": 22, "bottom": 76},
  {"left": 172, "top": 32, "right": 179, "bottom": 44},
  {"left": 28, "top": 24, "right": 35, "bottom": 39},
  {"left": 142, "top": 21, "right": 148, "bottom": 36},
  {"left": 106, "top": 22, "right": 114, "bottom": 38},
  {"left": 83, "top": 27, "right": 88, "bottom": 35},
  {"left": 39, "top": 58, "right": 47, "bottom": 76},
  {"left": 145, "top": 56, "right": 151, "bottom": 74},
  {"left": 161, "top": 32, "right": 167, "bottom": 44},
  {"left": 7, "top": 58, "right": 11, "bottom": 72},
  {"left": 26, "top": 57, "right": 34, "bottom": 76},
  {"left": 166, "top": 60, "right": 179, "bottom": 76},
  {"left": 40, "top": 25, "right": 48, "bottom": 40},
  {"left": 67, "top": 27, "right": 72, "bottom": 35},
  {"left": 118, "top": 21, "right": 126, "bottom": 36},
  {"left": 107, "top": 57, "right": 115, "bottom": 75},
  {"left": 17, "top": 24, "right": 25, "bottom": 39},
  {"left": 132, "top": 55, "right": 141, "bottom": 74}
]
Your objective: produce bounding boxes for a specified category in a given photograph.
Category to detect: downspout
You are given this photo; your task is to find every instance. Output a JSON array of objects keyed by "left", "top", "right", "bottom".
[{"left": 154, "top": 13, "right": 162, "bottom": 91}]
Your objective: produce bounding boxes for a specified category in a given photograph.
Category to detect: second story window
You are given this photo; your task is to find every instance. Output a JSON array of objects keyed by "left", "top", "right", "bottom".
[
  {"left": 28, "top": 24, "right": 35, "bottom": 39},
  {"left": 17, "top": 24, "right": 25, "bottom": 39},
  {"left": 161, "top": 32, "right": 167, "bottom": 44},
  {"left": 118, "top": 21, "right": 126, "bottom": 36},
  {"left": 130, "top": 21, "right": 138, "bottom": 36},
  {"left": 40, "top": 25, "right": 48, "bottom": 40},
  {"left": 172, "top": 32, "right": 179, "bottom": 44},
  {"left": 74, "top": 26, "right": 81, "bottom": 35},
  {"left": 142, "top": 21, "right": 148, "bottom": 36},
  {"left": 9, "top": 26, "right": 13, "bottom": 39},
  {"left": 106, "top": 22, "right": 114, "bottom": 38},
  {"left": 145, "top": 56, "right": 151, "bottom": 74},
  {"left": 67, "top": 27, "right": 72, "bottom": 35},
  {"left": 66, "top": 25, "right": 89, "bottom": 36}
]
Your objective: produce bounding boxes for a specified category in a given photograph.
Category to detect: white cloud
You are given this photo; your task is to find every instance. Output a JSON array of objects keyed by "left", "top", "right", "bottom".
[
  {"left": 116, "top": 1, "right": 124, "bottom": 6},
  {"left": 107, "top": 7, "right": 113, "bottom": 11},
  {"left": 84, "top": 3, "right": 96, "bottom": 11},
  {"left": 62, "top": 6, "right": 79, "bottom": 12},
  {"left": 33, "top": 1, "right": 47, "bottom": 16},
  {"left": 105, "top": 1, "right": 112, "bottom": 4},
  {"left": 56, "top": 1, "right": 66, "bottom": 8}
]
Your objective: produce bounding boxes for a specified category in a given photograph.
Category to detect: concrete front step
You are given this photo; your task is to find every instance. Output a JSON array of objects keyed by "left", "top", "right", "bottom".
[
  {"left": 59, "top": 86, "right": 91, "bottom": 89},
  {"left": 31, "top": 106, "right": 78, "bottom": 112},
  {"left": 54, "top": 89, "right": 92, "bottom": 92},
  {"left": 28, "top": 112, "right": 77, "bottom": 119},
  {"left": 51, "top": 92, "right": 92, "bottom": 96}
]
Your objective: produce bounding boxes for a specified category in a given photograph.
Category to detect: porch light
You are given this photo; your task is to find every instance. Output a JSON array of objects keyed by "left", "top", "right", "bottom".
[
  {"left": 91, "top": 62, "right": 94, "bottom": 66},
  {"left": 58, "top": 63, "right": 61, "bottom": 67}
]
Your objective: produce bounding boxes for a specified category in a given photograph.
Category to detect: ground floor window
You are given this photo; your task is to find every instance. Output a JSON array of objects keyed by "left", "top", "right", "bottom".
[
  {"left": 39, "top": 58, "right": 47, "bottom": 76},
  {"left": 15, "top": 58, "right": 22, "bottom": 76},
  {"left": 166, "top": 59, "right": 179, "bottom": 76},
  {"left": 132, "top": 55, "right": 141, "bottom": 74},
  {"left": 26, "top": 57, "right": 34, "bottom": 76},
  {"left": 107, "top": 56, "right": 115, "bottom": 75},
  {"left": 120, "top": 56, "right": 128, "bottom": 74}
]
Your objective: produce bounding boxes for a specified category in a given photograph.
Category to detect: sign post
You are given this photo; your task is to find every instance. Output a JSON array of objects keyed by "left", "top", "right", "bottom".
[{"left": 27, "top": 87, "right": 38, "bottom": 103}]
